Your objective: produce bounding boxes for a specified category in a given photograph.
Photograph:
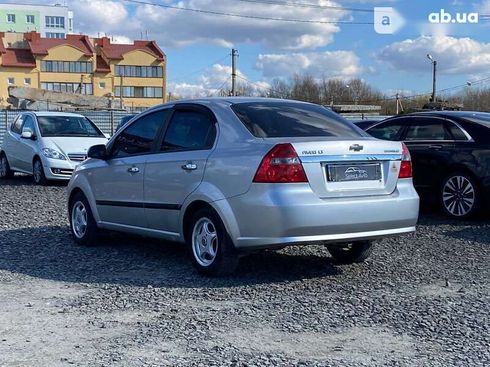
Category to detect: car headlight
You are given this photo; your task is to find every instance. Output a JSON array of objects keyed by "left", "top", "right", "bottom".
[{"left": 42, "top": 148, "right": 66, "bottom": 160}]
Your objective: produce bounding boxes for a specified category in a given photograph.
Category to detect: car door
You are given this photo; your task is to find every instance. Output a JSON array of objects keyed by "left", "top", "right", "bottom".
[
  {"left": 400, "top": 117, "right": 455, "bottom": 190},
  {"left": 4, "top": 115, "right": 25, "bottom": 170},
  {"left": 16, "top": 115, "right": 38, "bottom": 172},
  {"left": 144, "top": 105, "right": 217, "bottom": 233},
  {"left": 89, "top": 109, "right": 168, "bottom": 228}
]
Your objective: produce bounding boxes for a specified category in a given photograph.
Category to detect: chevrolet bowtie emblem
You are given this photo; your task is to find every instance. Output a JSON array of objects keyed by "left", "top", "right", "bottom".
[{"left": 349, "top": 144, "right": 364, "bottom": 152}]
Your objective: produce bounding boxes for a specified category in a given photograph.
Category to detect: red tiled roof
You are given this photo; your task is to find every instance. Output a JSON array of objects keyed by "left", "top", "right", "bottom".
[
  {"left": 96, "top": 37, "right": 165, "bottom": 61},
  {"left": 2, "top": 48, "right": 36, "bottom": 68},
  {"left": 95, "top": 55, "right": 111, "bottom": 73},
  {"left": 25, "top": 32, "right": 94, "bottom": 57}
]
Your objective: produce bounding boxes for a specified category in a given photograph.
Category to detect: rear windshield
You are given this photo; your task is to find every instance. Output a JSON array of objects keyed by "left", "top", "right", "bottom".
[
  {"left": 37, "top": 115, "right": 104, "bottom": 137},
  {"left": 231, "top": 102, "right": 362, "bottom": 138}
]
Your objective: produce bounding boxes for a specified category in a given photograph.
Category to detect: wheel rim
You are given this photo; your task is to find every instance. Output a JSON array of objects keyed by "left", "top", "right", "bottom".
[
  {"left": 33, "top": 160, "right": 42, "bottom": 183},
  {"left": 442, "top": 175, "right": 475, "bottom": 217},
  {"left": 71, "top": 201, "right": 88, "bottom": 239},
  {"left": 192, "top": 217, "right": 218, "bottom": 267},
  {"left": 0, "top": 157, "right": 6, "bottom": 177}
]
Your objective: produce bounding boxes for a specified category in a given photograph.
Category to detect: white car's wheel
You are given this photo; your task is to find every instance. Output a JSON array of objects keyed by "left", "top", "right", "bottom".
[
  {"left": 327, "top": 241, "right": 374, "bottom": 264},
  {"left": 0, "top": 154, "right": 13, "bottom": 179},
  {"left": 188, "top": 207, "right": 239, "bottom": 276},
  {"left": 33, "top": 158, "right": 48, "bottom": 185}
]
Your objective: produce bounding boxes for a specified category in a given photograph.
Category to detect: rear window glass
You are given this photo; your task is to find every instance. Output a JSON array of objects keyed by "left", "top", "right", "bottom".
[{"left": 231, "top": 102, "right": 362, "bottom": 138}]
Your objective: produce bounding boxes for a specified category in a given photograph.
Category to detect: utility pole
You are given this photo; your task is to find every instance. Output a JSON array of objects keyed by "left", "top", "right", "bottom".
[
  {"left": 427, "top": 54, "right": 437, "bottom": 102},
  {"left": 396, "top": 93, "right": 404, "bottom": 114},
  {"left": 231, "top": 48, "right": 238, "bottom": 96}
]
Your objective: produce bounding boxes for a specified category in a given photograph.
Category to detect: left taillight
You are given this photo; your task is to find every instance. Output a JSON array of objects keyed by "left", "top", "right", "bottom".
[
  {"left": 253, "top": 143, "right": 308, "bottom": 183},
  {"left": 398, "top": 142, "right": 412, "bottom": 179}
]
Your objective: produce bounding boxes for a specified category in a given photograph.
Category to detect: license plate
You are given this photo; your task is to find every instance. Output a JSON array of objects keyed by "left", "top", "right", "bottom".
[{"left": 327, "top": 163, "right": 381, "bottom": 182}]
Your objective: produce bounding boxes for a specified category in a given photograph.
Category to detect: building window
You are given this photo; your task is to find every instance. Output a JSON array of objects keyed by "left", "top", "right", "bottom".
[
  {"left": 45, "top": 32, "right": 65, "bottom": 39},
  {"left": 24, "top": 78, "right": 31, "bottom": 85},
  {"left": 114, "top": 86, "right": 163, "bottom": 98},
  {"left": 7, "top": 77, "right": 15, "bottom": 85},
  {"left": 98, "top": 82, "right": 106, "bottom": 89},
  {"left": 7, "top": 14, "right": 15, "bottom": 23},
  {"left": 41, "top": 60, "right": 92, "bottom": 73},
  {"left": 26, "top": 15, "right": 35, "bottom": 24},
  {"left": 45, "top": 16, "right": 65, "bottom": 28},
  {"left": 41, "top": 82, "right": 93, "bottom": 95},
  {"left": 115, "top": 65, "right": 164, "bottom": 78}
]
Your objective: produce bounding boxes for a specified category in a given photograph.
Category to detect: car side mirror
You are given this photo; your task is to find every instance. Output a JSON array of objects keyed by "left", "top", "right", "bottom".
[
  {"left": 21, "top": 130, "right": 35, "bottom": 140},
  {"left": 87, "top": 144, "right": 108, "bottom": 160}
]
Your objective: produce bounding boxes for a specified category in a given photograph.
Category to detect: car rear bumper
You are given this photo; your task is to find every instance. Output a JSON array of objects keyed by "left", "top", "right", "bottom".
[{"left": 224, "top": 179, "right": 419, "bottom": 249}]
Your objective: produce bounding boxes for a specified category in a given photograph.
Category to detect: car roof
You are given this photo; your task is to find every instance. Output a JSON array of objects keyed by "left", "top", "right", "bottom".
[
  {"left": 27, "top": 111, "right": 86, "bottom": 118},
  {"left": 403, "top": 111, "right": 490, "bottom": 119}
]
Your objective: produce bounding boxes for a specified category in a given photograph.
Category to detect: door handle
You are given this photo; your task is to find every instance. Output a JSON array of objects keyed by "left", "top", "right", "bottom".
[
  {"left": 127, "top": 166, "right": 140, "bottom": 174},
  {"left": 429, "top": 145, "right": 443, "bottom": 150},
  {"left": 181, "top": 163, "right": 197, "bottom": 171}
]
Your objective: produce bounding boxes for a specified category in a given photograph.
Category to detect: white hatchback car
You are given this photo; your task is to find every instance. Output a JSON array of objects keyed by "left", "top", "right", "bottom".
[{"left": 0, "top": 112, "right": 108, "bottom": 184}]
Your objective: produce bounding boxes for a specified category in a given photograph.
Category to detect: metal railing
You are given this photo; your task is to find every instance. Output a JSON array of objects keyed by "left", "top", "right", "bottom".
[{"left": 0, "top": 110, "right": 138, "bottom": 146}]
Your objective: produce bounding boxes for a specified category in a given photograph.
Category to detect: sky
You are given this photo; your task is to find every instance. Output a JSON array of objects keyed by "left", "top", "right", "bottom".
[{"left": 8, "top": 0, "right": 490, "bottom": 98}]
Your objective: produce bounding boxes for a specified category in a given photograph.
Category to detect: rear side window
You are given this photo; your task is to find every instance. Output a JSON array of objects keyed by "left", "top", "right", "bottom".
[
  {"left": 405, "top": 120, "right": 449, "bottom": 140},
  {"left": 161, "top": 111, "right": 216, "bottom": 151},
  {"left": 111, "top": 109, "right": 169, "bottom": 158},
  {"left": 367, "top": 120, "right": 405, "bottom": 141},
  {"left": 446, "top": 122, "right": 469, "bottom": 141},
  {"left": 231, "top": 102, "right": 361, "bottom": 138}
]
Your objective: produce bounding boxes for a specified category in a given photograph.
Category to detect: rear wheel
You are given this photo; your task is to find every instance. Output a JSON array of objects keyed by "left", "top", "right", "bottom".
[
  {"left": 327, "top": 241, "right": 374, "bottom": 264},
  {"left": 69, "top": 192, "right": 100, "bottom": 246},
  {"left": 440, "top": 172, "right": 479, "bottom": 219},
  {"left": 188, "top": 208, "right": 239, "bottom": 276},
  {"left": 33, "top": 158, "right": 48, "bottom": 185},
  {"left": 0, "top": 154, "right": 13, "bottom": 179}
]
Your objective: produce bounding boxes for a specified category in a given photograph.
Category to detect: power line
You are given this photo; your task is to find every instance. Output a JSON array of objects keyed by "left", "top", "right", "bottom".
[
  {"left": 120, "top": 0, "right": 374, "bottom": 25},
  {"left": 236, "top": 0, "right": 374, "bottom": 13}
]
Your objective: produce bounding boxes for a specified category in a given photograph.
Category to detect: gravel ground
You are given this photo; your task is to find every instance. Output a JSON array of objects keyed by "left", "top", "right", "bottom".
[{"left": 0, "top": 175, "right": 489, "bottom": 367}]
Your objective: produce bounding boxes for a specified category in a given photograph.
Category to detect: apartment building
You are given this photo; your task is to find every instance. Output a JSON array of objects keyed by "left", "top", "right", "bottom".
[
  {"left": 0, "top": 3, "right": 73, "bottom": 39},
  {"left": 0, "top": 32, "right": 167, "bottom": 108}
]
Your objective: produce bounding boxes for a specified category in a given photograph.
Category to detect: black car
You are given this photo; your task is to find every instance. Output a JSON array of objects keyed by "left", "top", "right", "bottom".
[
  {"left": 351, "top": 119, "right": 381, "bottom": 130},
  {"left": 365, "top": 111, "right": 490, "bottom": 218}
]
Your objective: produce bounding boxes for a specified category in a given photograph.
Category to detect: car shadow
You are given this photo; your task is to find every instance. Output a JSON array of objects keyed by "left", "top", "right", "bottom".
[
  {"left": 0, "top": 174, "right": 67, "bottom": 187},
  {"left": 0, "top": 225, "right": 340, "bottom": 288}
]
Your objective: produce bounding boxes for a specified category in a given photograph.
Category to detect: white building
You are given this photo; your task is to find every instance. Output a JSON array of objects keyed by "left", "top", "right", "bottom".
[{"left": 0, "top": 3, "right": 73, "bottom": 39}]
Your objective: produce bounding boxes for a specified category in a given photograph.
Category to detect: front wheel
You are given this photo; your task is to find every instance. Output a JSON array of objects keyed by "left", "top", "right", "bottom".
[
  {"left": 33, "top": 158, "right": 48, "bottom": 185},
  {"left": 440, "top": 173, "right": 479, "bottom": 219},
  {"left": 188, "top": 208, "right": 239, "bottom": 276},
  {"left": 0, "top": 154, "right": 13, "bottom": 179},
  {"left": 327, "top": 241, "right": 374, "bottom": 264},
  {"left": 69, "top": 192, "right": 100, "bottom": 246}
]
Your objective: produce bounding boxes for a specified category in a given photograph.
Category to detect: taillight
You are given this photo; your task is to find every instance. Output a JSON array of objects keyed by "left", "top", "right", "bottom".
[
  {"left": 398, "top": 142, "right": 412, "bottom": 179},
  {"left": 253, "top": 143, "right": 308, "bottom": 183}
]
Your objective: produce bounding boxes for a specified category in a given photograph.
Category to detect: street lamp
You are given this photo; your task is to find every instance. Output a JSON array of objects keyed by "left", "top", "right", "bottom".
[{"left": 427, "top": 54, "right": 437, "bottom": 102}]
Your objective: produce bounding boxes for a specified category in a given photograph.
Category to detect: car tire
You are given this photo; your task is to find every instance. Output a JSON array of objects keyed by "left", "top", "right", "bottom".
[
  {"left": 327, "top": 241, "right": 374, "bottom": 264},
  {"left": 188, "top": 207, "right": 239, "bottom": 276},
  {"left": 33, "top": 158, "right": 48, "bottom": 186},
  {"left": 440, "top": 172, "right": 480, "bottom": 219},
  {"left": 69, "top": 192, "right": 99, "bottom": 246},
  {"left": 0, "top": 153, "right": 13, "bottom": 179}
]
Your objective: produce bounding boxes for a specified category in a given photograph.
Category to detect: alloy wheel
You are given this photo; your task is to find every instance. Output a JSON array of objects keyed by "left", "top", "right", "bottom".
[
  {"left": 0, "top": 156, "right": 7, "bottom": 177},
  {"left": 192, "top": 217, "right": 218, "bottom": 267},
  {"left": 442, "top": 175, "right": 475, "bottom": 217},
  {"left": 71, "top": 201, "right": 88, "bottom": 239},
  {"left": 33, "top": 160, "right": 43, "bottom": 183}
]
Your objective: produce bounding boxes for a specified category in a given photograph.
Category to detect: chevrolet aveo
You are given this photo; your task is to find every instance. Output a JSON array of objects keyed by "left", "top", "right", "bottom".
[{"left": 67, "top": 98, "right": 419, "bottom": 276}]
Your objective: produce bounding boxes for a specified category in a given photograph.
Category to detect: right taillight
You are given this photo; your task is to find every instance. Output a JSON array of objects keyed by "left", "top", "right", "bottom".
[
  {"left": 398, "top": 142, "right": 412, "bottom": 179},
  {"left": 253, "top": 143, "right": 308, "bottom": 183}
]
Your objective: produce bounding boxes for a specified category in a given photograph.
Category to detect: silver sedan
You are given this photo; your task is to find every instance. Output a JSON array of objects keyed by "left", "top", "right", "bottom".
[{"left": 67, "top": 98, "right": 419, "bottom": 276}]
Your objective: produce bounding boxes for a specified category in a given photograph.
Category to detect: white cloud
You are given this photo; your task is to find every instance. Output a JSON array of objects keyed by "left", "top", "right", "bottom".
[
  {"left": 132, "top": 0, "right": 349, "bottom": 50},
  {"left": 70, "top": 0, "right": 131, "bottom": 34},
  {"left": 168, "top": 63, "right": 270, "bottom": 98},
  {"left": 377, "top": 36, "right": 490, "bottom": 74},
  {"left": 255, "top": 51, "right": 363, "bottom": 79}
]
